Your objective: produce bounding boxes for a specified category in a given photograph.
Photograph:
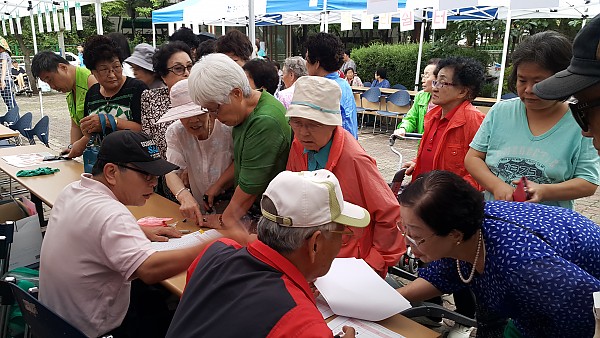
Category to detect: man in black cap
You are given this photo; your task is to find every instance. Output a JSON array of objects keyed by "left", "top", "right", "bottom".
[
  {"left": 534, "top": 13, "right": 600, "bottom": 155},
  {"left": 39, "top": 130, "right": 248, "bottom": 337}
]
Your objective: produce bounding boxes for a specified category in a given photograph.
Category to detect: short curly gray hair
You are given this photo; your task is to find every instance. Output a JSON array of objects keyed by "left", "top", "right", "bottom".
[
  {"left": 188, "top": 53, "right": 252, "bottom": 106},
  {"left": 283, "top": 56, "right": 308, "bottom": 79}
]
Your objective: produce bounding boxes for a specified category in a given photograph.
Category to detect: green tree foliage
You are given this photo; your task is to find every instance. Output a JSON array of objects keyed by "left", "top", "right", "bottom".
[{"left": 351, "top": 42, "right": 491, "bottom": 89}]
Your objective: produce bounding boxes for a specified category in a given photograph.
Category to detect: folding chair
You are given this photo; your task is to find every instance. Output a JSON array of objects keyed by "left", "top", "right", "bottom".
[
  {"left": 374, "top": 90, "right": 411, "bottom": 133},
  {"left": 2, "top": 277, "right": 87, "bottom": 338},
  {"left": 2, "top": 112, "right": 32, "bottom": 146},
  {"left": 363, "top": 81, "right": 372, "bottom": 87},
  {"left": 0, "top": 106, "right": 19, "bottom": 126},
  {"left": 392, "top": 84, "right": 407, "bottom": 90},
  {"left": 25, "top": 116, "right": 50, "bottom": 147},
  {"left": 358, "top": 87, "right": 382, "bottom": 131},
  {"left": 0, "top": 221, "right": 15, "bottom": 338}
]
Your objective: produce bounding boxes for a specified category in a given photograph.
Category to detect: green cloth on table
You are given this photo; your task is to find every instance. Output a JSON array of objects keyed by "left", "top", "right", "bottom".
[{"left": 16, "top": 167, "right": 60, "bottom": 177}]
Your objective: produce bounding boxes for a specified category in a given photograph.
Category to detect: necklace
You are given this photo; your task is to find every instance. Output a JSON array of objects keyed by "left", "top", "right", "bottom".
[{"left": 456, "top": 229, "right": 482, "bottom": 284}]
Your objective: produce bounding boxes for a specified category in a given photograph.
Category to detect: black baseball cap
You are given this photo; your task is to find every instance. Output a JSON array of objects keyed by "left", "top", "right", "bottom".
[
  {"left": 97, "top": 130, "right": 178, "bottom": 176},
  {"left": 534, "top": 13, "right": 600, "bottom": 99}
]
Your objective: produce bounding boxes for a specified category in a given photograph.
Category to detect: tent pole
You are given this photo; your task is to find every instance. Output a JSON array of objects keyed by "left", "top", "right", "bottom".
[
  {"left": 152, "top": 23, "right": 156, "bottom": 48},
  {"left": 29, "top": 11, "right": 38, "bottom": 54},
  {"left": 248, "top": 0, "right": 255, "bottom": 51},
  {"left": 414, "top": 14, "right": 426, "bottom": 92},
  {"left": 94, "top": 0, "right": 103, "bottom": 34},
  {"left": 323, "top": 0, "right": 328, "bottom": 33},
  {"left": 221, "top": 18, "right": 225, "bottom": 36},
  {"left": 496, "top": 8, "right": 511, "bottom": 101}
]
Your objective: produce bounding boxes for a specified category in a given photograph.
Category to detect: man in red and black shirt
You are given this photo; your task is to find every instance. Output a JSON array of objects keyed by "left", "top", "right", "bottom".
[{"left": 166, "top": 170, "right": 371, "bottom": 337}]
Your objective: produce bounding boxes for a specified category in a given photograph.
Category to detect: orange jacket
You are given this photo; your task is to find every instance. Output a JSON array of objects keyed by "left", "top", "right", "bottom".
[
  {"left": 412, "top": 100, "right": 484, "bottom": 190},
  {"left": 287, "top": 127, "right": 405, "bottom": 277}
]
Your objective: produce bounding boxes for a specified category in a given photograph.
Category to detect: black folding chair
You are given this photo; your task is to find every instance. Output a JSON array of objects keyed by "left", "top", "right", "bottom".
[
  {"left": 2, "top": 277, "right": 87, "bottom": 338},
  {"left": 0, "top": 221, "right": 15, "bottom": 338},
  {"left": 25, "top": 116, "right": 50, "bottom": 147}
]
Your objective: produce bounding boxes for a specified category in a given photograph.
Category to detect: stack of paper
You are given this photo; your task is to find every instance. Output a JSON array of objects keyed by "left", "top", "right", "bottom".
[{"left": 315, "top": 258, "right": 411, "bottom": 321}]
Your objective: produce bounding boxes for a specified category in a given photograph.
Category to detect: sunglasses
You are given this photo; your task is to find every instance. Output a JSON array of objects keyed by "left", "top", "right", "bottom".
[
  {"left": 116, "top": 163, "right": 156, "bottom": 182},
  {"left": 567, "top": 97, "right": 600, "bottom": 132}
]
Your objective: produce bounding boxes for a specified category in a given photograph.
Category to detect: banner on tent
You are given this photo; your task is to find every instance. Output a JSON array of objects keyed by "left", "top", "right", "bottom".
[
  {"left": 367, "top": 0, "right": 398, "bottom": 15},
  {"left": 37, "top": 6, "right": 44, "bottom": 33},
  {"left": 75, "top": 2, "right": 83, "bottom": 30},
  {"left": 341, "top": 12, "right": 353, "bottom": 30},
  {"left": 45, "top": 5, "right": 52, "bottom": 32},
  {"left": 438, "top": 0, "right": 477, "bottom": 10},
  {"left": 378, "top": 13, "right": 391, "bottom": 29},
  {"left": 399, "top": 9, "right": 414, "bottom": 31},
  {"left": 64, "top": 1, "right": 72, "bottom": 31},
  {"left": 361, "top": 12, "right": 374, "bottom": 29},
  {"left": 8, "top": 16, "right": 14, "bottom": 35},
  {"left": 509, "top": 0, "right": 559, "bottom": 9},
  {"left": 432, "top": 10, "right": 447, "bottom": 29},
  {"left": 16, "top": 15, "right": 22, "bottom": 34},
  {"left": 52, "top": 5, "right": 60, "bottom": 32}
]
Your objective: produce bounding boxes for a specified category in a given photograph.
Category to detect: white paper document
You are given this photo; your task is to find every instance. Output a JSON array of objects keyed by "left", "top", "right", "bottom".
[
  {"left": 315, "top": 258, "right": 411, "bottom": 321},
  {"left": 150, "top": 229, "right": 221, "bottom": 251},
  {"left": 316, "top": 295, "right": 334, "bottom": 319},
  {"left": 328, "top": 316, "right": 405, "bottom": 338},
  {"left": 1, "top": 152, "right": 56, "bottom": 168}
]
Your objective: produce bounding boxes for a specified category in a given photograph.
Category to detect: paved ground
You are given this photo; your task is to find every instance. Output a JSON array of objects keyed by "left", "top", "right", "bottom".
[{"left": 12, "top": 91, "right": 600, "bottom": 222}]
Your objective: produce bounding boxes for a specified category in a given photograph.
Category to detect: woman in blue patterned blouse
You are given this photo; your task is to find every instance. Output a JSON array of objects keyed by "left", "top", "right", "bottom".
[{"left": 397, "top": 170, "right": 600, "bottom": 338}]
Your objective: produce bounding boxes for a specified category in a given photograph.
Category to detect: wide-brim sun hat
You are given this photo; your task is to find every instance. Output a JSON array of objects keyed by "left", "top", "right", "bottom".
[
  {"left": 286, "top": 76, "right": 342, "bottom": 126},
  {"left": 156, "top": 79, "right": 206, "bottom": 124}
]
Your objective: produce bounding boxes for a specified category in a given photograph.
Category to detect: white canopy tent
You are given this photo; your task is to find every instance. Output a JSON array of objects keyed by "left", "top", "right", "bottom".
[
  {"left": 151, "top": 0, "right": 600, "bottom": 100},
  {"left": 0, "top": 0, "right": 116, "bottom": 116}
]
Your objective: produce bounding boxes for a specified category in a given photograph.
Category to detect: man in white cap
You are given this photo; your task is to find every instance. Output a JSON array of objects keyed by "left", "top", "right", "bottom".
[
  {"left": 286, "top": 76, "right": 404, "bottom": 278},
  {"left": 166, "top": 169, "right": 365, "bottom": 338},
  {"left": 157, "top": 79, "right": 234, "bottom": 225},
  {"left": 534, "top": 13, "right": 600, "bottom": 156}
]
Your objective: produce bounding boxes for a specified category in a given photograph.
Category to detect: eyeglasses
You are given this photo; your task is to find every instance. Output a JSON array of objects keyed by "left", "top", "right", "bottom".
[
  {"left": 116, "top": 163, "right": 157, "bottom": 182},
  {"left": 567, "top": 97, "right": 600, "bottom": 132},
  {"left": 396, "top": 222, "right": 436, "bottom": 247},
  {"left": 432, "top": 80, "right": 457, "bottom": 88},
  {"left": 96, "top": 64, "right": 122, "bottom": 77},
  {"left": 329, "top": 226, "right": 363, "bottom": 246},
  {"left": 167, "top": 64, "right": 193, "bottom": 76},
  {"left": 289, "top": 118, "right": 325, "bottom": 132},
  {"left": 201, "top": 104, "right": 221, "bottom": 116}
]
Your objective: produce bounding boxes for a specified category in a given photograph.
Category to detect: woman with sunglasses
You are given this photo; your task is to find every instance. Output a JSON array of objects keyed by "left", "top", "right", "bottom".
[
  {"left": 465, "top": 31, "right": 599, "bottom": 209},
  {"left": 69, "top": 35, "right": 148, "bottom": 158},
  {"left": 398, "top": 170, "right": 600, "bottom": 338},
  {"left": 139, "top": 41, "right": 194, "bottom": 199}
]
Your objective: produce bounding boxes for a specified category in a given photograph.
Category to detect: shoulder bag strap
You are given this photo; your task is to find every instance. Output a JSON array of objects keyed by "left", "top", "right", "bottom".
[{"left": 105, "top": 114, "right": 117, "bottom": 133}]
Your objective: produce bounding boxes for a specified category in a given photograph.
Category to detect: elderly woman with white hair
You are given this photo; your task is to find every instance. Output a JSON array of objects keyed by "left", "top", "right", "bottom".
[
  {"left": 286, "top": 76, "right": 404, "bottom": 277},
  {"left": 157, "top": 79, "right": 234, "bottom": 225},
  {"left": 188, "top": 53, "right": 291, "bottom": 230},
  {"left": 275, "top": 56, "right": 308, "bottom": 109}
]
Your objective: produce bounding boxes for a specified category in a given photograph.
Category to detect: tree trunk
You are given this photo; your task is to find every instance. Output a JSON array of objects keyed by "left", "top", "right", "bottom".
[{"left": 14, "top": 23, "right": 39, "bottom": 95}]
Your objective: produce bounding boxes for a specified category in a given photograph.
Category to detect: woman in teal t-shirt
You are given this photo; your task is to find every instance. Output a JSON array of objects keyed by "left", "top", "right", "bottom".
[{"left": 465, "top": 31, "right": 599, "bottom": 209}]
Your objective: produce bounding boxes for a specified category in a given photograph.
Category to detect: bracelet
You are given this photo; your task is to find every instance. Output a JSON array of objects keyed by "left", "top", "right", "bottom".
[
  {"left": 218, "top": 215, "right": 224, "bottom": 227},
  {"left": 174, "top": 187, "right": 189, "bottom": 200}
]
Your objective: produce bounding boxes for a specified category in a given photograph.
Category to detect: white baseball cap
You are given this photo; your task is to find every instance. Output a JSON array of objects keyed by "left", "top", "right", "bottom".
[
  {"left": 261, "top": 170, "right": 370, "bottom": 228},
  {"left": 286, "top": 76, "right": 342, "bottom": 126},
  {"left": 156, "top": 79, "right": 205, "bottom": 124}
]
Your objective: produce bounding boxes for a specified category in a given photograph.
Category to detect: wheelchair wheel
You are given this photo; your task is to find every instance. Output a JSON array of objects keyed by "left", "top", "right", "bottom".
[{"left": 398, "top": 247, "right": 420, "bottom": 275}]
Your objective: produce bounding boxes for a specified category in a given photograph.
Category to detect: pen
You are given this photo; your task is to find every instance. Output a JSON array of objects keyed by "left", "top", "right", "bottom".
[{"left": 179, "top": 230, "right": 191, "bottom": 234}]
